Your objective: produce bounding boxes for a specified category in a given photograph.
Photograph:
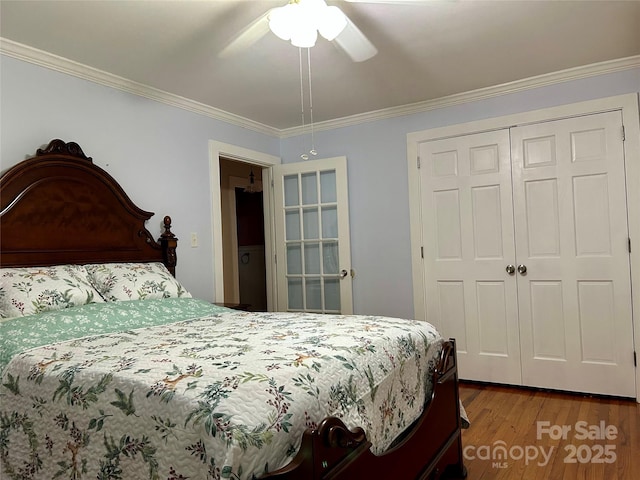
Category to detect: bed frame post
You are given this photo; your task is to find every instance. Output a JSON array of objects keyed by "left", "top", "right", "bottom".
[
  {"left": 437, "top": 338, "right": 467, "bottom": 480},
  {"left": 159, "top": 215, "right": 178, "bottom": 276}
]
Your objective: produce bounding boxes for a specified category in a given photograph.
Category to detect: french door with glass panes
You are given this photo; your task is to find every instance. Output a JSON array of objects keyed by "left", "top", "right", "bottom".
[{"left": 272, "top": 157, "right": 353, "bottom": 314}]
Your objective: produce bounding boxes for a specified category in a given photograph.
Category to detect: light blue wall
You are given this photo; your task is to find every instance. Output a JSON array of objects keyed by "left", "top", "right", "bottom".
[
  {"left": 280, "top": 68, "right": 640, "bottom": 319},
  {"left": 2, "top": 53, "right": 639, "bottom": 318},
  {"left": 0, "top": 55, "right": 280, "bottom": 301}
]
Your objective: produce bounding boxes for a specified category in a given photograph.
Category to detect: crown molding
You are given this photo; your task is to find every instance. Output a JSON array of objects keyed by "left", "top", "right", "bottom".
[
  {"left": 0, "top": 38, "right": 279, "bottom": 137},
  {"left": 2, "top": 37, "right": 638, "bottom": 139},
  {"left": 280, "top": 55, "right": 640, "bottom": 137}
]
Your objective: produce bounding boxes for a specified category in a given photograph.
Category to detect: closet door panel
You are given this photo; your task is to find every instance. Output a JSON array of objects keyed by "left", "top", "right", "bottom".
[
  {"left": 524, "top": 179, "right": 560, "bottom": 257},
  {"left": 511, "top": 111, "right": 634, "bottom": 397},
  {"left": 529, "top": 280, "right": 566, "bottom": 360},
  {"left": 419, "top": 130, "right": 522, "bottom": 384}
]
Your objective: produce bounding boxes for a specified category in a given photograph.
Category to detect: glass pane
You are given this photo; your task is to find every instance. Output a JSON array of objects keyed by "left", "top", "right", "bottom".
[
  {"left": 285, "top": 210, "right": 301, "bottom": 241},
  {"left": 324, "top": 279, "right": 341, "bottom": 311},
  {"left": 287, "top": 244, "right": 302, "bottom": 274},
  {"left": 288, "top": 278, "right": 303, "bottom": 310},
  {"left": 301, "top": 172, "right": 318, "bottom": 205},
  {"left": 306, "top": 277, "right": 322, "bottom": 310},
  {"left": 284, "top": 175, "right": 299, "bottom": 207},
  {"left": 303, "top": 208, "right": 319, "bottom": 239},
  {"left": 320, "top": 170, "right": 337, "bottom": 203},
  {"left": 304, "top": 242, "right": 321, "bottom": 274},
  {"left": 322, "top": 241, "right": 339, "bottom": 274},
  {"left": 321, "top": 206, "right": 338, "bottom": 238}
]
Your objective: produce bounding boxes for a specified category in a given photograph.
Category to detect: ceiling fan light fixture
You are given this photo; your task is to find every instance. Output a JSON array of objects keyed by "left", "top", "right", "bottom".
[
  {"left": 291, "top": 28, "right": 318, "bottom": 48},
  {"left": 291, "top": 10, "right": 319, "bottom": 47},
  {"left": 318, "top": 6, "right": 347, "bottom": 41},
  {"left": 268, "top": 4, "right": 294, "bottom": 41},
  {"left": 268, "top": 0, "right": 346, "bottom": 47}
]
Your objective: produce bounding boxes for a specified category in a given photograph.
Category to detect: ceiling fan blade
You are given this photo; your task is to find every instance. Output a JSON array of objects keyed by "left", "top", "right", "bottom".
[
  {"left": 218, "top": 10, "right": 272, "bottom": 58},
  {"left": 344, "top": 0, "right": 433, "bottom": 3},
  {"left": 334, "top": 16, "right": 378, "bottom": 62}
]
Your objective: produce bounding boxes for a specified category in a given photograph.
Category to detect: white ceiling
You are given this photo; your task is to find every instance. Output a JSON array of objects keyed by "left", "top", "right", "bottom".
[{"left": 1, "top": 0, "right": 639, "bottom": 130}]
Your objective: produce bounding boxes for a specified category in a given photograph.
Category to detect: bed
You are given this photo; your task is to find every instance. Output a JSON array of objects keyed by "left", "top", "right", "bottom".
[{"left": 0, "top": 140, "right": 467, "bottom": 480}]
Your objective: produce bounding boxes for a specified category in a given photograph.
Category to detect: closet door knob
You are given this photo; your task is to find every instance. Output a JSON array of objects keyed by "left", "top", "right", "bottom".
[
  {"left": 517, "top": 264, "right": 527, "bottom": 275},
  {"left": 506, "top": 265, "right": 516, "bottom": 275}
]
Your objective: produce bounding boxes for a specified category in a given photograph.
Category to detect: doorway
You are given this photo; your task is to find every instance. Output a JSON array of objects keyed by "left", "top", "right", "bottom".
[{"left": 219, "top": 158, "right": 267, "bottom": 311}]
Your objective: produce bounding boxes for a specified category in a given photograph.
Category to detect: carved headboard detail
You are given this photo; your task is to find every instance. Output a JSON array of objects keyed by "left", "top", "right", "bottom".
[{"left": 0, "top": 140, "right": 178, "bottom": 275}]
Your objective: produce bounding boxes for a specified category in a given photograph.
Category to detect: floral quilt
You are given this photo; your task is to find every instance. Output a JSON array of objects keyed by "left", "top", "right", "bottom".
[{"left": 0, "top": 298, "right": 443, "bottom": 480}]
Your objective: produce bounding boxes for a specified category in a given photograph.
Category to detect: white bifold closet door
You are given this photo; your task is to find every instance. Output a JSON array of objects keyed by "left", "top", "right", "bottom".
[
  {"left": 511, "top": 112, "right": 634, "bottom": 397},
  {"left": 419, "top": 111, "right": 635, "bottom": 397},
  {"left": 419, "top": 129, "right": 522, "bottom": 385}
]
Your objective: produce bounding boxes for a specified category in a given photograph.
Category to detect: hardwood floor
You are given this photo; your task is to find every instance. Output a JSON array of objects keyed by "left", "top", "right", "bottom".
[{"left": 458, "top": 382, "right": 639, "bottom": 480}]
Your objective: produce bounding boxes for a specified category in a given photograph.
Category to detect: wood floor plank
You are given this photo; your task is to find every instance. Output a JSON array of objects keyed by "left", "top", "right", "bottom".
[{"left": 458, "top": 382, "right": 639, "bottom": 480}]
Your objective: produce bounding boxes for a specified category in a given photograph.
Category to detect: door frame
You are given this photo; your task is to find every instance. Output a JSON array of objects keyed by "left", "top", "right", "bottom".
[
  {"left": 407, "top": 93, "right": 640, "bottom": 401},
  {"left": 209, "top": 141, "right": 280, "bottom": 310}
]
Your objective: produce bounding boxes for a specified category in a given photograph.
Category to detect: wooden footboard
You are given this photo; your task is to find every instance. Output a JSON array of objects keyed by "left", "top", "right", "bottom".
[{"left": 261, "top": 339, "right": 467, "bottom": 480}]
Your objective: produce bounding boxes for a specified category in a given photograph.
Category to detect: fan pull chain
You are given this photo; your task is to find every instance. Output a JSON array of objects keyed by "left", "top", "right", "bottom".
[
  {"left": 299, "top": 48, "right": 308, "bottom": 160},
  {"left": 307, "top": 48, "right": 317, "bottom": 157},
  {"left": 298, "top": 48, "right": 317, "bottom": 160}
]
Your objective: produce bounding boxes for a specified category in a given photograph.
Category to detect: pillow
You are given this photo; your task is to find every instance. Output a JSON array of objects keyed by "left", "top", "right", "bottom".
[
  {"left": 0, "top": 265, "right": 104, "bottom": 319},
  {"left": 85, "top": 262, "right": 191, "bottom": 302}
]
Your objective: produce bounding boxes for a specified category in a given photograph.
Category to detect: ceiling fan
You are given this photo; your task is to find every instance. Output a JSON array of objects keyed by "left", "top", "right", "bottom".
[{"left": 219, "top": 0, "right": 425, "bottom": 63}]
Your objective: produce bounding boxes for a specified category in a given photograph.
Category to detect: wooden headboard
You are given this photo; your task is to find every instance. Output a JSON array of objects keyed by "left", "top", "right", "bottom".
[{"left": 0, "top": 139, "right": 178, "bottom": 275}]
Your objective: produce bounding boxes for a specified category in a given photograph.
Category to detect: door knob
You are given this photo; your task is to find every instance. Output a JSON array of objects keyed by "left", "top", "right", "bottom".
[
  {"left": 506, "top": 265, "right": 516, "bottom": 275},
  {"left": 517, "top": 264, "right": 527, "bottom": 275},
  {"left": 339, "top": 269, "right": 349, "bottom": 279}
]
